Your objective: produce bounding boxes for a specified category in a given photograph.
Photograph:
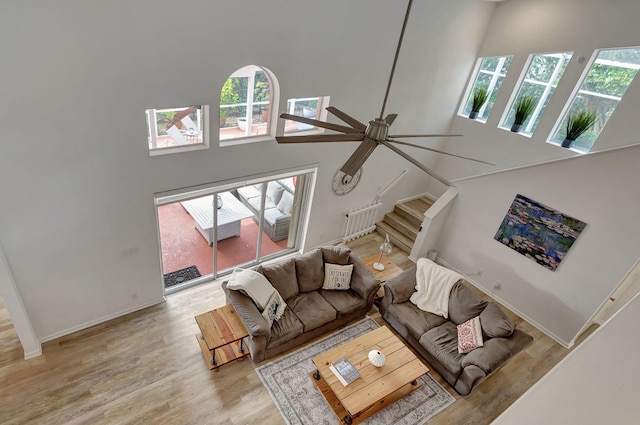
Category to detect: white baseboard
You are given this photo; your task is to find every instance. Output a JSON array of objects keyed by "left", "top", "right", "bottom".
[
  {"left": 24, "top": 347, "right": 43, "bottom": 359},
  {"left": 396, "top": 192, "right": 436, "bottom": 204},
  {"left": 437, "top": 258, "right": 573, "bottom": 349},
  {"left": 39, "top": 297, "right": 166, "bottom": 344}
]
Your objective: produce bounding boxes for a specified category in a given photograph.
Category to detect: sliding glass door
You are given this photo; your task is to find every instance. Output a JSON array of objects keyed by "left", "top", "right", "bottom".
[{"left": 156, "top": 167, "right": 315, "bottom": 293}]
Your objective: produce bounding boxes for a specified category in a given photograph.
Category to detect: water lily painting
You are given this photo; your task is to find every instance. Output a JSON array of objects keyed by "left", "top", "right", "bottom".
[{"left": 494, "top": 194, "right": 587, "bottom": 271}]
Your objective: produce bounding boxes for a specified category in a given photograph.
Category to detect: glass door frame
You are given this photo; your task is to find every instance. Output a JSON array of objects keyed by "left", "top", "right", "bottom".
[{"left": 155, "top": 164, "right": 317, "bottom": 294}]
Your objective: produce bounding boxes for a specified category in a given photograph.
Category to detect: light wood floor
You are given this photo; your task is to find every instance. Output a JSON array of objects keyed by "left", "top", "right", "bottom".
[{"left": 0, "top": 234, "right": 594, "bottom": 425}]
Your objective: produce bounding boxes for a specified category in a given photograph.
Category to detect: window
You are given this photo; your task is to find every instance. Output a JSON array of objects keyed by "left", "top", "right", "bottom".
[
  {"left": 219, "top": 65, "right": 277, "bottom": 144},
  {"left": 460, "top": 56, "right": 513, "bottom": 122},
  {"left": 283, "top": 96, "right": 330, "bottom": 133},
  {"left": 500, "top": 52, "right": 572, "bottom": 136},
  {"left": 549, "top": 47, "right": 640, "bottom": 152},
  {"left": 146, "top": 105, "right": 208, "bottom": 155}
]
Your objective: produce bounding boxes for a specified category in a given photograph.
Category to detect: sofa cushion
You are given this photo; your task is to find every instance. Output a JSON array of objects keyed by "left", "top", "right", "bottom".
[
  {"left": 266, "top": 181, "right": 285, "bottom": 204},
  {"left": 263, "top": 207, "right": 287, "bottom": 226},
  {"left": 319, "top": 289, "right": 366, "bottom": 318},
  {"left": 420, "top": 321, "right": 465, "bottom": 378},
  {"left": 268, "top": 308, "right": 304, "bottom": 347},
  {"left": 261, "top": 259, "right": 299, "bottom": 300},
  {"left": 226, "top": 268, "right": 275, "bottom": 311},
  {"left": 249, "top": 196, "right": 276, "bottom": 211},
  {"left": 448, "top": 281, "right": 489, "bottom": 325},
  {"left": 457, "top": 316, "right": 484, "bottom": 354},
  {"left": 322, "top": 263, "right": 353, "bottom": 290},
  {"left": 288, "top": 292, "right": 337, "bottom": 332},
  {"left": 277, "top": 190, "right": 294, "bottom": 215},
  {"left": 321, "top": 245, "right": 351, "bottom": 265},
  {"left": 461, "top": 336, "right": 521, "bottom": 374},
  {"left": 479, "top": 302, "right": 515, "bottom": 338},
  {"left": 385, "top": 301, "right": 448, "bottom": 341},
  {"left": 294, "top": 249, "right": 324, "bottom": 292},
  {"left": 237, "top": 185, "right": 261, "bottom": 200}
]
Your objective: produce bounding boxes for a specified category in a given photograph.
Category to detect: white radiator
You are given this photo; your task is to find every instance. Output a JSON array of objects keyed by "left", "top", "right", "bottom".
[{"left": 342, "top": 201, "right": 383, "bottom": 242}]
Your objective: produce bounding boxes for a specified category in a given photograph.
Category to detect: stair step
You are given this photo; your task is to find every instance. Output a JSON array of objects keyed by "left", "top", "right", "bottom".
[
  {"left": 394, "top": 203, "right": 424, "bottom": 228},
  {"left": 405, "top": 197, "right": 434, "bottom": 214},
  {"left": 384, "top": 212, "right": 419, "bottom": 240},
  {"left": 376, "top": 222, "right": 413, "bottom": 254}
]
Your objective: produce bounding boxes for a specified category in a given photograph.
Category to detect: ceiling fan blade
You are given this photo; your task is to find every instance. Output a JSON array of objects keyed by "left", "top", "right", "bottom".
[
  {"left": 379, "top": 140, "right": 454, "bottom": 187},
  {"left": 276, "top": 133, "right": 364, "bottom": 144},
  {"left": 384, "top": 114, "right": 398, "bottom": 126},
  {"left": 326, "top": 107, "right": 367, "bottom": 130},
  {"left": 340, "top": 138, "right": 379, "bottom": 177},
  {"left": 279, "top": 113, "right": 356, "bottom": 134},
  {"left": 387, "top": 138, "right": 495, "bottom": 165},
  {"left": 388, "top": 133, "right": 462, "bottom": 138}
]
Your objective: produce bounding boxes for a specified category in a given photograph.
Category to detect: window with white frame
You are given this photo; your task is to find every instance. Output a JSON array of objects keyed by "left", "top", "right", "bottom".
[
  {"left": 219, "top": 65, "right": 275, "bottom": 144},
  {"left": 549, "top": 47, "right": 640, "bottom": 152},
  {"left": 146, "top": 105, "right": 208, "bottom": 155},
  {"left": 460, "top": 56, "right": 513, "bottom": 122},
  {"left": 500, "top": 52, "right": 573, "bottom": 136},
  {"left": 283, "top": 96, "right": 330, "bottom": 133}
]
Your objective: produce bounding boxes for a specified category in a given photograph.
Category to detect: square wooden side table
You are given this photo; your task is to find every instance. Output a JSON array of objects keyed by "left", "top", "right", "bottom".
[
  {"left": 361, "top": 254, "right": 404, "bottom": 300},
  {"left": 194, "top": 304, "right": 250, "bottom": 371}
]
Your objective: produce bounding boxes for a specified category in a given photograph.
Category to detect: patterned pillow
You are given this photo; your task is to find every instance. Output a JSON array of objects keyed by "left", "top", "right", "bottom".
[
  {"left": 322, "top": 263, "right": 354, "bottom": 290},
  {"left": 261, "top": 290, "right": 287, "bottom": 326},
  {"left": 457, "top": 316, "right": 484, "bottom": 354}
]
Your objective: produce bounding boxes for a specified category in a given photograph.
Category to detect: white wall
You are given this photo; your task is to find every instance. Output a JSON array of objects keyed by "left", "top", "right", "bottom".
[
  {"left": 436, "top": 0, "right": 640, "bottom": 183},
  {"left": 438, "top": 144, "right": 640, "bottom": 346},
  {"left": 431, "top": 0, "right": 640, "bottom": 346},
  {"left": 492, "top": 292, "right": 640, "bottom": 425},
  {"left": 0, "top": 0, "right": 495, "bottom": 342}
]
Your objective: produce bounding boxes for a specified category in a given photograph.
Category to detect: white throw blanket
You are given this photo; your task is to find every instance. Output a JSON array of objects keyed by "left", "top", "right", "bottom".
[{"left": 410, "top": 258, "right": 463, "bottom": 318}]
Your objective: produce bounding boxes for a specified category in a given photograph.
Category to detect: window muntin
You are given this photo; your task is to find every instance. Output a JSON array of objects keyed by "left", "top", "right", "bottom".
[
  {"left": 219, "top": 65, "right": 273, "bottom": 143},
  {"left": 461, "top": 56, "right": 513, "bottom": 122},
  {"left": 146, "top": 105, "right": 208, "bottom": 155},
  {"left": 549, "top": 47, "right": 640, "bottom": 152},
  {"left": 283, "top": 97, "right": 329, "bottom": 133},
  {"left": 500, "top": 52, "right": 572, "bottom": 136}
]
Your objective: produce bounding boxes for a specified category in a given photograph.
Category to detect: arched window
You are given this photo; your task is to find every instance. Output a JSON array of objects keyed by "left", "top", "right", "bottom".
[{"left": 219, "top": 65, "right": 278, "bottom": 144}]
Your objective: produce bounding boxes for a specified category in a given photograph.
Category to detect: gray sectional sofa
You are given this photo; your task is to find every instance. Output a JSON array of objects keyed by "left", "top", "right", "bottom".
[
  {"left": 380, "top": 266, "right": 533, "bottom": 395},
  {"left": 236, "top": 180, "right": 293, "bottom": 242},
  {"left": 222, "top": 245, "right": 380, "bottom": 363}
]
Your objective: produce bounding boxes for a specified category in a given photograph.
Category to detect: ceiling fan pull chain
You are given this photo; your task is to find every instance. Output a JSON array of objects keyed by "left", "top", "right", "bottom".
[{"left": 379, "top": 0, "right": 413, "bottom": 120}]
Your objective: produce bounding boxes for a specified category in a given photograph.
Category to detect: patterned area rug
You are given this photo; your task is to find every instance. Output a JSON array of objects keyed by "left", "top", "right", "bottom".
[
  {"left": 256, "top": 318, "right": 455, "bottom": 425},
  {"left": 163, "top": 265, "right": 201, "bottom": 288}
]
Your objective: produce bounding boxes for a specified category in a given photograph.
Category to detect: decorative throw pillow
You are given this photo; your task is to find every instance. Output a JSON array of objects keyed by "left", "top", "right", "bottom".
[
  {"left": 457, "top": 316, "right": 484, "bottom": 354},
  {"left": 261, "top": 290, "right": 287, "bottom": 326},
  {"left": 277, "top": 190, "right": 294, "bottom": 215},
  {"left": 226, "top": 268, "right": 274, "bottom": 311},
  {"left": 322, "top": 263, "right": 354, "bottom": 290},
  {"left": 266, "top": 181, "right": 285, "bottom": 204}
]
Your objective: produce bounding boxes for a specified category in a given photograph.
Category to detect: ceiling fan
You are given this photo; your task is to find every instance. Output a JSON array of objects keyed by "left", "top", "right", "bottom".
[{"left": 275, "top": 0, "right": 494, "bottom": 189}]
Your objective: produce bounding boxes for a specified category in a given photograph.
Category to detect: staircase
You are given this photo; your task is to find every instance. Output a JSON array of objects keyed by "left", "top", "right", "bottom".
[{"left": 376, "top": 197, "right": 433, "bottom": 253}]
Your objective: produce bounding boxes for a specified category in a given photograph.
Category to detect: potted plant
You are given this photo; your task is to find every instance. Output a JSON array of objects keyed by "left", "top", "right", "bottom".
[
  {"left": 511, "top": 95, "right": 536, "bottom": 132},
  {"left": 562, "top": 109, "right": 597, "bottom": 148},
  {"left": 469, "top": 87, "right": 488, "bottom": 119}
]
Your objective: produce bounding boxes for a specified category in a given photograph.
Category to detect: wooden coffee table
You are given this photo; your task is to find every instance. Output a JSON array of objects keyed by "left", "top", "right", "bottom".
[
  {"left": 194, "top": 304, "right": 250, "bottom": 371},
  {"left": 310, "top": 326, "right": 428, "bottom": 424}
]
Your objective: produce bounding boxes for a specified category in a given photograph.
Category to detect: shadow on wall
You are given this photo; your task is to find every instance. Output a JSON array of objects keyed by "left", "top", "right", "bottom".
[{"left": 459, "top": 252, "right": 588, "bottom": 347}]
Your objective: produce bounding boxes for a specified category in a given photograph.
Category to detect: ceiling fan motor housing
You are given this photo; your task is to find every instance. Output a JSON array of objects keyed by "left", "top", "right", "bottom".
[{"left": 366, "top": 118, "right": 389, "bottom": 141}]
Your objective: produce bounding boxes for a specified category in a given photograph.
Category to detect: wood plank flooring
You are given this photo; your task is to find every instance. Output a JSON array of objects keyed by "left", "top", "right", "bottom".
[{"left": 0, "top": 234, "right": 594, "bottom": 425}]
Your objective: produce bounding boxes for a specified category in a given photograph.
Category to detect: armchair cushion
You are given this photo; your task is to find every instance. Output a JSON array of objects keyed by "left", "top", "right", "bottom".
[
  {"left": 269, "top": 308, "right": 304, "bottom": 347},
  {"left": 320, "top": 289, "right": 367, "bottom": 318},
  {"left": 479, "top": 302, "right": 515, "bottom": 338},
  {"left": 321, "top": 245, "right": 351, "bottom": 265}
]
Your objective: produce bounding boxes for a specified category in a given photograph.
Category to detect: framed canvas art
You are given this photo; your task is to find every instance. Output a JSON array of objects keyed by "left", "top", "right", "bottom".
[{"left": 494, "top": 194, "right": 586, "bottom": 271}]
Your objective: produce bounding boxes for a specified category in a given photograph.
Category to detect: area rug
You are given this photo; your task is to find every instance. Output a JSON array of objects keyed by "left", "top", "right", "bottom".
[
  {"left": 256, "top": 318, "right": 455, "bottom": 425},
  {"left": 163, "top": 265, "right": 201, "bottom": 287}
]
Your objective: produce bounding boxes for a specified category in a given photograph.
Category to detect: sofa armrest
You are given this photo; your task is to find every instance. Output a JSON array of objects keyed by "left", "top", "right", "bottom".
[
  {"left": 383, "top": 266, "right": 417, "bottom": 304},
  {"left": 348, "top": 253, "right": 381, "bottom": 301},
  {"left": 222, "top": 281, "right": 272, "bottom": 339}
]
